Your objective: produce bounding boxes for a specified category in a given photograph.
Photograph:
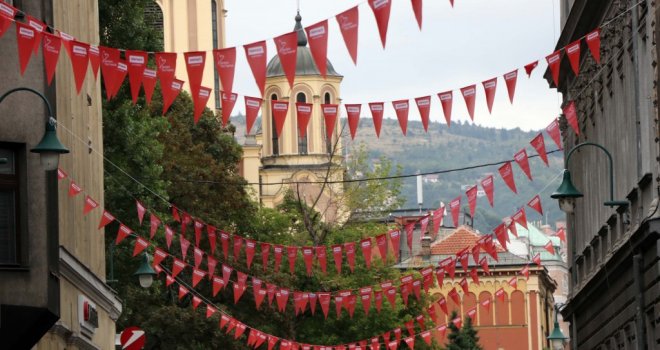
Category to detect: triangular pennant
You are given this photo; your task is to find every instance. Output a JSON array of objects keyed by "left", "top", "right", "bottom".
[
  {"left": 57, "top": 168, "right": 68, "bottom": 181},
  {"left": 322, "top": 104, "right": 339, "bottom": 139},
  {"left": 448, "top": 287, "right": 460, "bottom": 305},
  {"left": 110, "top": 59, "right": 128, "bottom": 99},
  {"left": 438, "top": 296, "right": 448, "bottom": 314},
  {"left": 566, "top": 39, "right": 582, "bottom": 76},
  {"left": 287, "top": 246, "right": 298, "bottom": 274},
  {"left": 360, "top": 238, "right": 373, "bottom": 269},
  {"left": 388, "top": 229, "right": 401, "bottom": 261},
  {"left": 392, "top": 100, "right": 409, "bottom": 136},
  {"left": 345, "top": 242, "right": 356, "bottom": 273},
  {"left": 439, "top": 257, "right": 456, "bottom": 279},
  {"left": 132, "top": 237, "right": 149, "bottom": 257},
  {"left": 83, "top": 195, "right": 98, "bottom": 215},
  {"left": 466, "top": 185, "right": 478, "bottom": 218},
  {"left": 69, "top": 41, "right": 90, "bottom": 94},
  {"left": 135, "top": 200, "right": 146, "bottom": 225},
  {"left": 368, "top": 0, "right": 392, "bottom": 48},
  {"left": 277, "top": 288, "right": 291, "bottom": 312},
  {"left": 315, "top": 246, "right": 328, "bottom": 275},
  {"left": 88, "top": 45, "right": 100, "bottom": 80},
  {"left": 563, "top": 100, "right": 580, "bottom": 135},
  {"left": 403, "top": 337, "right": 414, "bottom": 349},
  {"left": 345, "top": 104, "right": 361, "bottom": 140},
  {"left": 460, "top": 85, "right": 477, "bottom": 120},
  {"left": 213, "top": 46, "right": 236, "bottom": 93},
  {"left": 206, "top": 305, "right": 217, "bottom": 318},
  {"left": 482, "top": 77, "right": 497, "bottom": 114},
  {"left": 374, "top": 290, "right": 383, "bottom": 313},
  {"left": 503, "top": 69, "right": 518, "bottom": 103},
  {"left": 305, "top": 20, "right": 329, "bottom": 78},
  {"left": 508, "top": 221, "right": 518, "bottom": 239},
  {"left": 192, "top": 268, "right": 206, "bottom": 288},
  {"left": 191, "top": 296, "right": 202, "bottom": 309},
  {"left": 183, "top": 51, "right": 206, "bottom": 98},
  {"left": 533, "top": 252, "right": 542, "bottom": 266},
  {"left": 116, "top": 224, "right": 132, "bottom": 245},
  {"left": 274, "top": 31, "right": 298, "bottom": 88},
  {"left": 480, "top": 175, "right": 494, "bottom": 207},
  {"left": 332, "top": 244, "right": 343, "bottom": 274},
  {"left": 508, "top": 276, "right": 518, "bottom": 289},
  {"left": 586, "top": 28, "right": 601, "bottom": 64},
  {"left": 207, "top": 256, "right": 217, "bottom": 279},
  {"left": 481, "top": 297, "right": 492, "bottom": 313},
  {"left": 557, "top": 227, "right": 566, "bottom": 242},
  {"left": 459, "top": 277, "right": 469, "bottom": 294},
  {"left": 527, "top": 195, "right": 544, "bottom": 215},
  {"left": 0, "top": 2, "right": 17, "bottom": 22},
  {"left": 414, "top": 96, "right": 431, "bottom": 132},
  {"left": 245, "top": 239, "right": 256, "bottom": 269},
  {"left": 233, "top": 282, "right": 246, "bottom": 304},
  {"left": 153, "top": 248, "right": 168, "bottom": 267},
  {"left": 220, "top": 91, "right": 238, "bottom": 127},
  {"left": 171, "top": 258, "right": 186, "bottom": 279},
  {"left": 469, "top": 268, "right": 480, "bottom": 284},
  {"left": 296, "top": 102, "right": 313, "bottom": 138},
  {"left": 514, "top": 148, "right": 533, "bottom": 181},
  {"left": 261, "top": 243, "right": 271, "bottom": 272},
  {"left": 546, "top": 50, "right": 562, "bottom": 87},
  {"left": 336, "top": 6, "right": 359, "bottom": 65},
  {"left": 244, "top": 96, "right": 263, "bottom": 135},
  {"left": 233, "top": 236, "right": 243, "bottom": 262},
  {"left": 271, "top": 100, "right": 289, "bottom": 138},
  {"left": 530, "top": 133, "right": 549, "bottom": 166},
  {"left": 309, "top": 292, "right": 318, "bottom": 315},
  {"left": 524, "top": 60, "right": 538, "bottom": 77},
  {"left": 498, "top": 161, "right": 517, "bottom": 193},
  {"left": 375, "top": 234, "right": 388, "bottom": 265},
  {"left": 177, "top": 285, "right": 189, "bottom": 300},
  {"left": 319, "top": 292, "right": 331, "bottom": 319},
  {"left": 368, "top": 102, "right": 384, "bottom": 138},
  {"left": 360, "top": 287, "right": 372, "bottom": 316},
  {"left": 162, "top": 79, "right": 184, "bottom": 115},
  {"left": 273, "top": 245, "right": 284, "bottom": 273},
  {"left": 411, "top": 0, "right": 423, "bottom": 29},
  {"left": 302, "top": 246, "right": 314, "bottom": 276},
  {"left": 164, "top": 225, "right": 174, "bottom": 249},
  {"left": 243, "top": 41, "right": 268, "bottom": 96},
  {"left": 512, "top": 207, "right": 528, "bottom": 229},
  {"left": 494, "top": 223, "right": 508, "bottom": 251},
  {"left": 420, "top": 331, "right": 432, "bottom": 345},
  {"left": 520, "top": 265, "right": 530, "bottom": 280},
  {"left": 544, "top": 240, "right": 556, "bottom": 255},
  {"left": 449, "top": 196, "right": 461, "bottom": 227},
  {"left": 42, "top": 33, "right": 61, "bottom": 86},
  {"left": 142, "top": 68, "right": 157, "bottom": 105},
  {"left": 100, "top": 46, "right": 120, "bottom": 100},
  {"left": 26, "top": 16, "right": 44, "bottom": 54},
  {"left": 479, "top": 256, "right": 491, "bottom": 274},
  {"left": 221, "top": 264, "right": 233, "bottom": 287},
  {"left": 194, "top": 221, "right": 204, "bottom": 247},
  {"left": 155, "top": 52, "right": 177, "bottom": 89},
  {"left": 546, "top": 118, "right": 563, "bottom": 150},
  {"left": 179, "top": 235, "right": 191, "bottom": 260},
  {"left": 193, "top": 87, "right": 212, "bottom": 124},
  {"left": 207, "top": 225, "right": 217, "bottom": 254},
  {"left": 125, "top": 50, "right": 148, "bottom": 103},
  {"left": 437, "top": 91, "right": 453, "bottom": 126}
]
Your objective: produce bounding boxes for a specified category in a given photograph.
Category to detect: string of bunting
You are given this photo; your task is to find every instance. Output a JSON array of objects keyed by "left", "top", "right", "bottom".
[{"left": 1, "top": 0, "right": 594, "bottom": 137}]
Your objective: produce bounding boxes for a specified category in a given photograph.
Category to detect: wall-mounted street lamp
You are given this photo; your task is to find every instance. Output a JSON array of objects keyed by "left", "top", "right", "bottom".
[
  {"left": 134, "top": 252, "right": 157, "bottom": 288},
  {"left": 547, "top": 303, "right": 568, "bottom": 350},
  {"left": 551, "top": 142, "right": 628, "bottom": 213},
  {"left": 0, "top": 87, "right": 69, "bottom": 171}
]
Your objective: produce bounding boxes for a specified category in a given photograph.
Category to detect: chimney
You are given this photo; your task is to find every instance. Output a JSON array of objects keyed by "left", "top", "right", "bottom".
[{"left": 420, "top": 233, "right": 432, "bottom": 259}]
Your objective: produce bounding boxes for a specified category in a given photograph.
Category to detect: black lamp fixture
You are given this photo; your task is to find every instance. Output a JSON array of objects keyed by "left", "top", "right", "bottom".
[
  {"left": 551, "top": 142, "right": 628, "bottom": 213},
  {"left": 134, "top": 252, "right": 157, "bottom": 288},
  {"left": 0, "top": 87, "right": 69, "bottom": 171}
]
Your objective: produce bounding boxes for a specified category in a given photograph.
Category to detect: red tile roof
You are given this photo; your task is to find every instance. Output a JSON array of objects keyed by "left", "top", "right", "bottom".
[{"left": 430, "top": 226, "right": 505, "bottom": 255}]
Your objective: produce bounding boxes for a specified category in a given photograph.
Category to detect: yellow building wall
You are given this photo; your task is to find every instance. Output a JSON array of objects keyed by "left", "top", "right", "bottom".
[{"left": 156, "top": 0, "right": 226, "bottom": 110}]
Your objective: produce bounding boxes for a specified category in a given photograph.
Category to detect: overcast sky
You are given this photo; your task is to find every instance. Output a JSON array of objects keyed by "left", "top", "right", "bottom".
[{"left": 223, "top": 0, "right": 561, "bottom": 131}]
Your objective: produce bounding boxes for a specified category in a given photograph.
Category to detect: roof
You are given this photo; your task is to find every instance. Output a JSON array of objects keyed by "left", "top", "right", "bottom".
[
  {"left": 430, "top": 226, "right": 505, "bottom": 255},
  {"left": 266, "top": 13, "right": 341, "bottom": 78},
  {"left": 395, "top": 251, "right": 530, "bottom": 270},
  {"left": 508, "top": 222, "right": 563, "bottom": 262}
]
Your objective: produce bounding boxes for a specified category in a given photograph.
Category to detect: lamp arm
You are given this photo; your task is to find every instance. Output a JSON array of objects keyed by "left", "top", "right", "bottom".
[
  {"left": 565, "top": 142, "right": 616, "bottom": 204},
  {"left": 0, "top": 87, "right": 55, "bottom": 118}
]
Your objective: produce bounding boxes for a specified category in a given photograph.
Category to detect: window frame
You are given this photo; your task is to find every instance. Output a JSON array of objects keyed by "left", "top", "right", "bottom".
[
  {"left": 296, "top": 92, "right": 308, "bottom": 155},
  {"left": 0, "top": 143, "right": 23, "bottom": 267}
]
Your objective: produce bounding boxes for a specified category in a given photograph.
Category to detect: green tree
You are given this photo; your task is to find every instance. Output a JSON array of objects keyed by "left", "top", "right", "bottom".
[{"left": 444, "top": 311, "right": 483, "bottom": 350}]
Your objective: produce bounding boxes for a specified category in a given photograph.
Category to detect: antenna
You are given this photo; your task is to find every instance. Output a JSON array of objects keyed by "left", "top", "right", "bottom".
[
  {"left": 416, "top": 171, "right": 423, "bottom": 213},
  {"left": 297, "top": 0, "right": 300, "bottom": 12}
]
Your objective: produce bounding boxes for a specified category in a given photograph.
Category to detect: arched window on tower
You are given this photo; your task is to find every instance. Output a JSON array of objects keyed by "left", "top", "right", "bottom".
[
  {"left": 144, "top": 2, "right": 164, "bottom": 33},
  {"left": 324, "top": 92, "right": 332, "bottom": 154},
  {"left": 271, "top": 94, "right": 279, "bottom": 156},
  {"left": 297, "top": 92, "right": 308, "bottom": 155}
]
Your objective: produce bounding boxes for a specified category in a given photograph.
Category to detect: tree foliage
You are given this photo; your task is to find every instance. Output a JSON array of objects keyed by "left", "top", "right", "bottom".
[{"left": 444, "top": 311, "right": 483, "bottom": 350}]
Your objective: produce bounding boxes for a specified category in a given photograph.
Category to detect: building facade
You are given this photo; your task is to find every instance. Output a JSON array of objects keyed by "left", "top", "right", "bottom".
[
  {"left": 240, "top": 13, "right": 346, "bottom": 223},
  {"left": 552, "top": 0, "right": 660, "bottom": 348},
  {"left": 0, "top": 1, "right": 121, "bottom": 349}
]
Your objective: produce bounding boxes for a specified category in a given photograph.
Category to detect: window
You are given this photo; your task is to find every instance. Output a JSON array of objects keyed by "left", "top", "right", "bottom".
[
  {"left": 271, "top": 94, "right": 279, "bottom": 156},
  {"left": 211, "top": 1, "right": 221, "bottom": 109},
  {"left": 144, "top": 2, "right": 164, "bottom": 32},
  {"left": 297, "top": 93, "right": 307, "bottom": 155},
  {"left": 0, "top": 147, "right": 19, "bottom": 265},
  {"left": 324, "top": 92, "right": 332, "bottom": 154}
]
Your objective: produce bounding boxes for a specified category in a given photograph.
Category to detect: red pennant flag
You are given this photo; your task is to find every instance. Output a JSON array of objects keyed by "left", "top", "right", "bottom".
[
  {"left": 273, "top": 244, "right": 284, "bottom": 273},
  {"left": 219, "top": 314, "right": 230, "bottom": 330},
  {"left": 142, "top": 68, "right": 157, "bottom": 105},
  {"left": 256, "top": 243, "right": 269, "bottom": 272},
  {"left": 411, "top": 0, "right": 423, "bottom": 29},
  {"left": 88, "top": 45, "right": 100, "bottom": 80},
  {"left": 439, "top": 256, "right": 456, "bottom": 279},
  {"left": 221, "top": 264, "right": 232, "bottom": 287},
  {"left": 254, "top": 283, "right": 267, "bottom": 310},
  {"left": 309, "top": 292, "right": 318, "bottom": 315},
  {"left": 392, "top": 100, "right": 409, "bottom": 136},
  {"left": 16, "top": 23, "right": 37, "bottom": 75},
  {"left": 274, "top": 32, "right": 298, "bottom": 88},
  {"left": 191, "top": 296, "right": 202, "bottom": 309},
  {"left": 527, "top": 195, "right": 544, "bottom": 216},
  {"left": 57, "top": 168, "right": 68, "bottom": 180},
  {"left": 126, "top": 50, "right": 147, "bottom": 103},
  {"left": 212, "top": 47, "right": 236, "bottom": 93},
  {"left": 556, "top": 227, "right": 566, "bottom": 242},
  {"left": 404, "top": 222, "right": 414, "bottom": 255},
  {"left": 153, "top": 248, "right": 167, "bottom": 267},
  {"left": 172, "top": 258, "right": 186, "bottom": 278},
  {"left": 135, "top": 200, "right": 146, "bottom": 225},
  {"left": 388, "top": 341, "right": 398, "bottom": 350},
  {"left": 271, "top": 100, "right": 289, "bottom": 138},
  {"left": 206, "top": 225, "right": 217, "bottom": 254},
  {"left": 533, "top": 252, "right": 542, "bottom": 266},
  {"left": 452, "top": 316, "right": 463, "bottom": 329},
  {"left": 524, "top": 60, "right": 539, "bottom": 77},
  {"left": 466, "top": 185, "right": 478, "bottom": 217},
  {"left": 266, "top": 283, "right": 277, "bottom": 306},
  {"left": 459, "top": 277, "right": 469, "bottom": 294},
  {"left": 563, "top": 100, "right": 580, "bottom": 135},
  {"left": 508, "top": 221, "right": 518, "bottom": 239},
  {"left": 508, "top": 276, "right": 518, "bottom": 289},
  {"left": 460, "top": 85, "right": 477, "bottom": 121},
  {"left": 295, "top": 102, "right": 313, "bottom": 138},
  {"left": 207, "top": 256, "right": 217, "bottom": 279},
  {"left": 336, "top": 6, "right": 359, "bottom": 65},
  {"left": 155, "top": 52, "right": 177, "bottom": 89},
  {"left": 83, "top": 195, "right": 98, "bottom": 215},
  {"left": 233, "top": 282, "right": 246, "bottom": 304},
  {"left": 0, "top": 2, "right": 18, "bottom": 21},
  {"left": 373, "top": 290, "right": 383, "bottom": 313},
  {"left": 530, "top": 133, "right": 549, "bottom": 166},
  {"left": 403, "top": 336, "right": 414, "bottom": 350},
  {"left": 267, "top": 335, "right": 279, "bottom": 350},
  {"left": 305, "top": 20, "right": 329, "bottom": 78},
  {"left": 368, "top": 102, "right": 384, "bottom": 138},
  {"left": 162, "top": 225, "right": 172, "bottom": 249},
  {"left": 26, "top": 16, "right": 44, "bottom": 54},
  {"left": 244, "top": 96, "right": 263, "bottom": 135},
  {"left": 321, "top": 103, "right": 340, "bottom": 141},
  {"left": 449, "top": 196, "right": 461, "bottom": 227},
  {"left": 437, "top": 91, "right": 453, "bottom": 126},
  {"left": 566, "top": 39, "right": 582, "bottom": 76},
  {"left": 233, "top": 236, "right": 243, "bottom": 262},
  {"left": 195, "top": 247, "right": 205, "bottom": 268},
  {"left": 132, "top": 237, "right": 149, "bottom": 257},
  {"left": 217, "top": 231, "right": 228, "bottom": 258},
  {"left": 546, "top": 50, "right": 562, "bottom": 87},
  {"left": 360, "top": 287, "right": 372, "bottom": 315},
  {"left": 438, "top": 296, "right": 448, "bottom": 314},
  {"left": 315, "top": 246, "right": 328, "bottom": 275},
  {"left": 416, "top": 314, "right": 426, "bottom": 330},
  {"left": 467, "top": 306, "right": 477, "bottom": 320},
  {"left": 193, "top": 87, "right": 212, "bottom": 124},
  {"left": 302, "top": 247, "right": 314, "bottom": 276},
  {"left": 586, "top": 28, "right": 601, "bottom": 64},
  {"left": 245, "top": 239, "right": 256, "bottom": 269},
  {"left": 345, "top": 104, "right": 361, "bottom": 140},
  {"left": 494, "top": 223, "right": 508, "bottom": 251},
  {"left": 427, "top": 304, "right": 438, "bottom": 324},
  {"left": 429, "top": 206, "right": 442, "bottom": 236},
  {"left": 375, "top": 234, "right": 388, "bottom": 264},
  {"left": 420, "top": 331, "right": 432, "bottom": 345},
  {"left": 220, "top": 91, "right": 238, "bottom": 126},
  {"left": 420, "top": 267, "right": 433, "bottom": 292},
  {"left": 183, "top": 51, "right": 206, "bottom": 98},
  {"left": 287, "top": 246, "right": 298, "bottom": 274},
  {"left": 319, "top": 292, "right": 331, "bottom": 319},
  {"left": 388, "top": 229, "right": 401, "bottom": 260},
  {"left": 544, "top": 241, "right": 556, "bottom": 255},
  {"left": 332, "top": 244, "right": 343, "bottom": 274},
  {"left": 193, "top": 221, "right": 204, "bottom": 247},
  {"left": 180, "top": 235, "right": 191, "bottom": 260},
  {"left": 434, "top": 268, "right": 444, "bottom": 289},
  {"left": 177, "top": 285, "right": 189, "bottom": 300},
  {"left": 413, "top": 96, "right": 431, "bottom": 132},
  {"left": 480, "top": 175, "right": 495, "bottom": 207},
  {"left": 503, "top": 69, "right": 518, "bottom": 103},
  {"left": 498, "top": 161, "right": 517, "bottom": 193},
  {"left": 546, "top": 118, "right": 563, "bottom": 150},
  {"left": 110, "top": 59, "right": 128, "bottom": 99},
  {"left": 385, "top": 286, "right": 397, "bottom": 309},
  {"left": 481, "top": 297, "right": 491, "bottom": 312},
  {"left": 100, "top": 46, "right": 119, "bottom": 99},
  {"left": 368, "top": 0, "right": 392, "bottom": 48},
  {"left": 360, "top": 238, "right": 373, "bottom": 269},
  {"left": 520, "top": 265, "right": 530, "bottom": 280},
  {"left": 482, "top": 78, "right": 497, "bottom": 114},
  {"left": 192, "top": 268, "right": 206, "bottom": 288},
  {"left": 68, "top": 181, "right": 82, "bottom": 197},
  {"left": 206, "top": 305, "right": 217, "bottom": 318},
  {"left": 162, "top": 79, "right": 184, "bottom": 115},
  {"left": 345, "top": 242, "right": 356, "bottom": 273},
  {"left": 469, "top": 268, "right": 480, "bottom": 284},
  {"left": 457, "top": 248, "right": 469, "bottom": 272},
  {"left": 514, "top": 148, "right": 533, "bottom": 181},
  {"left": 234, "top": 323, "right": 247, "bottom": 340},
  {"left": 244, "top": 41, "right": 268, "bottom": 96},
  {"left": 412, "top": 279, "right": 421, "bottom": 300},
  {"left": 69, "top": 41, "right": 90, "bottom": 94},
  {"left": 448, "top": 287, "right": 460, "bottom": 305},
  {"left": 479, "top": 256, "right": 490, "bottom": 274},
  {"left": 513, "top": 207, "right": 528, "bottom": 229},
  {"left": 42, "top": 33, "right": 61, "bottom": 86}
]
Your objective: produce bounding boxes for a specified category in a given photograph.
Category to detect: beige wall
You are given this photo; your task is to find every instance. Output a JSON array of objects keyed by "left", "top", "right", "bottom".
[{"left": 156, "top": 0, "right": 227, "bottom": 110}]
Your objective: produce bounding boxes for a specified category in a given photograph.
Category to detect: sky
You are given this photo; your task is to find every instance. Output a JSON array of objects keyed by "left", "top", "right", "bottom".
[{"left": 223, "top": 0, "right": 562, "bottom": 131}]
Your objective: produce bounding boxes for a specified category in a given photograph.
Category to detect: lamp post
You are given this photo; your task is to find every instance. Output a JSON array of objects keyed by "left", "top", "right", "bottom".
[
  {"left": 547, "top": 303, "right": 568, "bottom": 350},
  {"left": 133, "top": 252, "right": 157, "bottom": 288},
  {"left": 0, "top": 87, "right": 69, "bottom": 171},
  {"left": 551, "top": 142, "right": 628, "bottom": 213}
]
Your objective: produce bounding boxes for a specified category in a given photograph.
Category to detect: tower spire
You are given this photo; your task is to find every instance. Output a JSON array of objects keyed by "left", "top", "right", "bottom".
[{"left": 294, "top": 9, "right": 307, "bottom": 46}]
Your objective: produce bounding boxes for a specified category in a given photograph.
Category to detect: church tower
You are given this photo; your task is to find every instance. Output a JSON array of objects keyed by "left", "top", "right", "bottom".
[{"left": 241, "top": 12, "right": 346, "bottom": 223}]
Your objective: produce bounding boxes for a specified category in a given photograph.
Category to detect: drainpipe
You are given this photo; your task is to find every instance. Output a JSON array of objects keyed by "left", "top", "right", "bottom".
[{"left": 633, "top": 254, "right": 646, "bottom": 350}]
